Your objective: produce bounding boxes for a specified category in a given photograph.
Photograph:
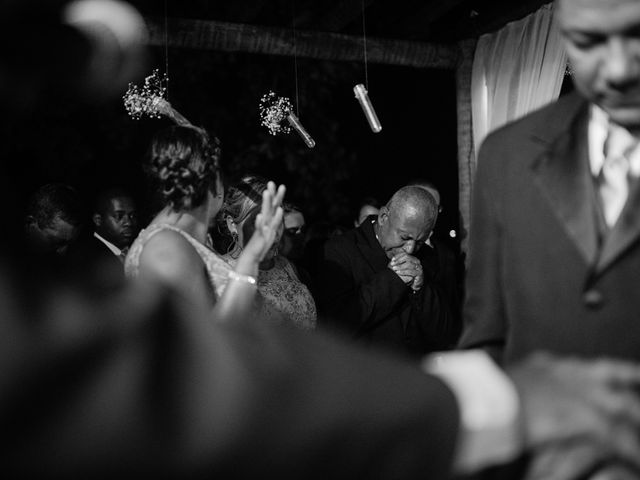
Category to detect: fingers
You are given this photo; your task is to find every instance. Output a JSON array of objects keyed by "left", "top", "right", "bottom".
[
  {"left": 273, "top": 183, "right": 286, "bottom": 208},
  {"left": 271, "top": 206, "right": 284, "bottom": 229},
  {"left": 260, "top": 182, "right": 286, "bottom": 219},
  {"left": 390, "top": 252, "right": 411, "bottom": 265},
  {"left": 391, "top": 266, "right": 420, "bottom": 277}
]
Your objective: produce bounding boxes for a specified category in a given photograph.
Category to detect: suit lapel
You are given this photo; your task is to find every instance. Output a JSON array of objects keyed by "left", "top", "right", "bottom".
[
  {"left": 530, "top": 96, "right": 600, "bottom": 266},
  {"left": 596, "top": 176, "right": 640, "bottom": 274}
]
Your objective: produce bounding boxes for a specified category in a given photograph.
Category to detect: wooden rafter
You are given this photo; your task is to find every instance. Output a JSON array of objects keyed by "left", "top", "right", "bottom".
[{"left": 145, "top": 17, "right": 459, "bottom": 69}]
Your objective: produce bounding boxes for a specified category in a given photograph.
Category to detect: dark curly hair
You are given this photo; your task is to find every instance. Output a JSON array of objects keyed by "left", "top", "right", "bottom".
[{"left": 145, "top": 125, "right": 221, "bottom": 212}]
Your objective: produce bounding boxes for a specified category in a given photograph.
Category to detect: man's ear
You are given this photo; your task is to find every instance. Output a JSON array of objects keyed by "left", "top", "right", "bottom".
[
  {"left": 92, "top": 213, "right": 102, "bottom": 228},
  {"left": 378, "top": 206, "right": 389, "bottom": 226}
]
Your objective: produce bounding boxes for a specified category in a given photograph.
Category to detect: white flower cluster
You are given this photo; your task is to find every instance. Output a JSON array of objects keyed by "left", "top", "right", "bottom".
[
  {"left": 123, "top": 69, "right": 169, "bottom": 120},
  {"left": 259, "top": 91, "right": 293, "bottom": 136}
]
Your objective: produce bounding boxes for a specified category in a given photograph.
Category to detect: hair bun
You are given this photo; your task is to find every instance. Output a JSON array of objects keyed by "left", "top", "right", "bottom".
[{"left": 146, "top": 126, "right": 220, "bottom": 211}]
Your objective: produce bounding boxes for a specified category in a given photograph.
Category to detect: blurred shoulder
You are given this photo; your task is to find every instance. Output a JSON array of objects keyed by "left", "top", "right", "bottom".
[{"left": 138, "top": 228, "right": 203, "bottom": 282}]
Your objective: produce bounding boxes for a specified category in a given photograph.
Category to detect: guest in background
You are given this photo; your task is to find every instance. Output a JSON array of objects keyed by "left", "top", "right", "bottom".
[
  {"left": 279, "top": 202, "right": 313, "bottom": 289},
  {"left": 280, "top": 203, "right": 306, "bottom": 263},
  {"left": 222, "top": 175, "right": 316, "bottom": 330},
  {"left": 125, "top": 126, "right": 285, "bottom": 323},
  {"left": 68, "top": 188, "right": 138, "bottom": 287},
  {"left": 316, "top": 186, "right": 455, "bottom": 358},
  {"left": 354, "top": 196, "right": 381, "bottom": 227},
  {"left": 24, "top": 183, "right": 84, "bottom": 257},
  {"left": 92, "top": 188, "right": 138, "bottom": 261}
]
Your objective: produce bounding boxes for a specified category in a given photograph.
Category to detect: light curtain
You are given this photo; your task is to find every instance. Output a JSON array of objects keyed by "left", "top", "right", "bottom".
[{"left": 470, "top": 3, "right": 567, "bottom": 163}]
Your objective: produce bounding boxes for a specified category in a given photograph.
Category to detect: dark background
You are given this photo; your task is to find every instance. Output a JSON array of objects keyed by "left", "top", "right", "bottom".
[{"left": 3, "top": 45, "right": 460, "bottom": 240}]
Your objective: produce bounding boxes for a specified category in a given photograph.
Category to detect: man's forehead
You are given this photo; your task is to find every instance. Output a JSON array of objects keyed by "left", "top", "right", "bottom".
[{"left": 110, "top": 197, "right": 135, "bottom": 210}]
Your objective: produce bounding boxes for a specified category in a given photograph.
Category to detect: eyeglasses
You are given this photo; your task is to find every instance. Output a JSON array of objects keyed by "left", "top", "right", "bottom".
[{"left": 285, "top": 226, "right": 305, "bottom": 236}]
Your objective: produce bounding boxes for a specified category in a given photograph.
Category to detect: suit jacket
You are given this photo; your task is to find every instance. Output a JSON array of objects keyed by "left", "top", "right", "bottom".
[
  {"left": 66, "top": 234, "right": 125, "bottom": 291},
  {"left": 316, "top": 218, "right": 456, "bottom": 358},
  {"left": 460, "top": 92, "right": 640, "bottom": 363},
  {"left": 1, "top": 263, "right": 459, "bottom": 478}
]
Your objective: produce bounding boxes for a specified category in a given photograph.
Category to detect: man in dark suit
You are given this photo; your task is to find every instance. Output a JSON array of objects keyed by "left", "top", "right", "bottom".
[
  {"left": 460, "top": 0, "right": 640, "bottom": 364},
  {"left": 90, "top": 188, "right": 138, "bottom": 262},
  {"left": 460, "top": 1, "right": 640, "bottom": 475},
  {"left": 70, "top": 188, "right": 138, "bottom": 286},
  {"left": 317, "top": 186, "right": 456, "bottom": 357}
]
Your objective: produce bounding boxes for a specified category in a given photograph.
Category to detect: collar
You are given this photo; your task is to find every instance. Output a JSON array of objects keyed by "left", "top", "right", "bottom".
[
  {"left": 94, "top": 232, "right": 122, "bottom": 256},
  {"left": 589, "top": 104, "right": 640, "bottom": 177}
]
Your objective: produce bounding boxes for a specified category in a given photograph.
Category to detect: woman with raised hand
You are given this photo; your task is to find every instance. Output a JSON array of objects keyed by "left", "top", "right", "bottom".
[
  {"left": 219, "top": 175, "right": 316, "bottom": 330},
  {"left": 125, "top": 126, "right": 285, "bottom": 322}
]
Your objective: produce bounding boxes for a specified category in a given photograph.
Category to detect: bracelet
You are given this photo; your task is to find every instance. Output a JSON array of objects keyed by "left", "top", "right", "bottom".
[{"left": 228, "top": 270, "right": 257, "bottom": 286}]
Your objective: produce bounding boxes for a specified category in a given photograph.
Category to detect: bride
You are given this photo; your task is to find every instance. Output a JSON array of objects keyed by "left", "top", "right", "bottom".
[{"left": 125, "top": 125, "right": 285, "bottom": 322}]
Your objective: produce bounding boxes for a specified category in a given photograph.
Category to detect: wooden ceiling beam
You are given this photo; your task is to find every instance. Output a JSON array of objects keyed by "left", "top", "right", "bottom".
[{"left": 145, "top": 17, "right": 459, "bottom": 69}]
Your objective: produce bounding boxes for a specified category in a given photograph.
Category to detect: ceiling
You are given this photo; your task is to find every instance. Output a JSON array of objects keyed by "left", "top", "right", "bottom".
[{"left": 129, "top": 0, "right": 551, "bottom": 44}]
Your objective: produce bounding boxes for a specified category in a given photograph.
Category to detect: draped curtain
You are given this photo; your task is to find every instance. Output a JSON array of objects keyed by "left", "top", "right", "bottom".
[{"left": 470, "top": 3, "right": 568, "bottom": 163}]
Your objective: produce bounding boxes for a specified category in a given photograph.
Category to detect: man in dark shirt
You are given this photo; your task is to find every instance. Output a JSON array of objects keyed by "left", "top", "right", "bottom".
[{"left": 317, "top": 186, "right": 455, "bottom": 357}]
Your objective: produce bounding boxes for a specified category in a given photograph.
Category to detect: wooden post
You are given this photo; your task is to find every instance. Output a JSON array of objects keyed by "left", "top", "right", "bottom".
[
  {"left": 145, "top": 17, "right": 460, "bottom": 69},
  {"left": 455, "top": 38, "right": 477, "bottom": 257}
]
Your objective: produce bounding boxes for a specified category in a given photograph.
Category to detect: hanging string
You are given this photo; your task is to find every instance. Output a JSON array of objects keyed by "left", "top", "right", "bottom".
[
  {"left": 361, "top": 0, "right": 369, "bottom": 90},
  {"left": 163, "top": 0, "right": 170, "bottom": 100},
  {"left": 291, "top": 0, "right": 300, "bottom": 117}
]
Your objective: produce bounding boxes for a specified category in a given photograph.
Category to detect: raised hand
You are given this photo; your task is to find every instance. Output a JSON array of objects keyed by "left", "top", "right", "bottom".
[{"left": 242, "top": 181, "right": 286, "bottom": 263}]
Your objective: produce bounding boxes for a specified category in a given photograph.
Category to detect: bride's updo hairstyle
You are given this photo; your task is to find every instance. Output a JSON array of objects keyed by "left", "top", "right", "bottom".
[{"left": 146, "top": 125, "right": 221, "bottom": 211}]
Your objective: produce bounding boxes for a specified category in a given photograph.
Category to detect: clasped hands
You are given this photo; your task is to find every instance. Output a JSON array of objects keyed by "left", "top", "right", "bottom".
[{"left": 388, "top": 252, "right": 423, "bottom": 291}]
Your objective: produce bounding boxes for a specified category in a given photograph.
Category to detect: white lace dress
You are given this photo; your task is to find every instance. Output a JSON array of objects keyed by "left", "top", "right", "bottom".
[
  {"left": 225, "top": 254, "right": 317, "bottom": 330},
  {"left": 125, "top": 223, "right": 231, "bottom": 302}
]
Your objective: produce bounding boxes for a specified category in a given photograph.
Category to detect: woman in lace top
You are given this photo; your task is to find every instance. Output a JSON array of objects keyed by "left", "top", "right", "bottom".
[
  {"left": 218, "top": 176, "right": 316, "bottom": 330},
  {"left": 125, "top": 126, "right": 285, "bottom": 322}
]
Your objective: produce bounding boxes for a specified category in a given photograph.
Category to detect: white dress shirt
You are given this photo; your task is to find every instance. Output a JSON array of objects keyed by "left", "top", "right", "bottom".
[{"left": 93, "top": 232, "right": 123, "bottom": 257}]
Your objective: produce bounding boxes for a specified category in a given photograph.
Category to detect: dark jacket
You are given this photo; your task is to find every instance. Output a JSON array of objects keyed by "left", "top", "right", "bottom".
[
  {"left": 316, "top": 218, "right": 456, "bottom": 358},
  {"left": 461, "top": 92, "right": 640, "bottom": 363}
]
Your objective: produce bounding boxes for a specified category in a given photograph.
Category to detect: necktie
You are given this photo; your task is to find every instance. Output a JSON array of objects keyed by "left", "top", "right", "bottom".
[
  {"left": 119, "top": 247, "right": 129, "bottom": 264},
  {"left": 599, "top": 126, "right": 637, "bottom": 227}
]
